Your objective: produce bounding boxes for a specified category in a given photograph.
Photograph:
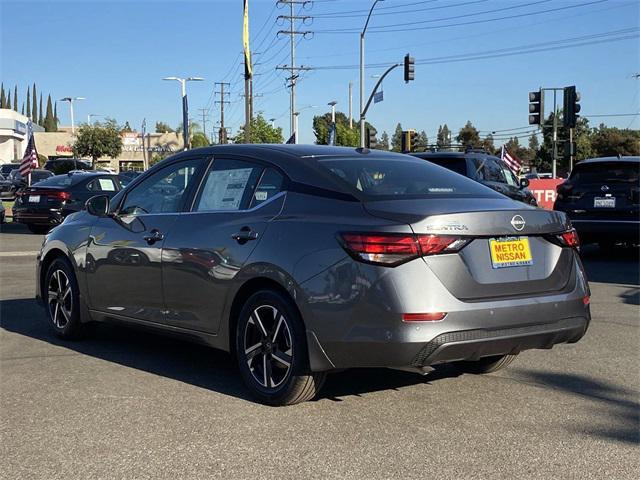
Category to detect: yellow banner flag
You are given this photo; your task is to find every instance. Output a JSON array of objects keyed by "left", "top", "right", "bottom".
[{"left": 243, "top": 0, "right": 252, "bottom": 79}]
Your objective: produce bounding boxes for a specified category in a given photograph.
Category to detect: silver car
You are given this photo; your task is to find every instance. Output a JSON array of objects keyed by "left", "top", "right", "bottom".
[{"left": 36, "top": 145, "right": 590, "bottom": 405}]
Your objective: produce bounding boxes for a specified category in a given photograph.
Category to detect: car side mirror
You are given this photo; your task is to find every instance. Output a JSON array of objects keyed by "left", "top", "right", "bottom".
[
  {"left": 85, "top": 195, "right": 110, "bottom": 217},
  {"left": 519, "top": 177, "right": 530, "bottom": 189}
]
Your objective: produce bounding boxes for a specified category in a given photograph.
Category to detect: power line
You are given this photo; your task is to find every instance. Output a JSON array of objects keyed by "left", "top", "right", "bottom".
[{"left": 314, "top": 0, "right": 486, "bottom": 18}]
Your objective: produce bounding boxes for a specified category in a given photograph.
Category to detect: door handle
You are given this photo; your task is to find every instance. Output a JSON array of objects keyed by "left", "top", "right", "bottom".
[
  {"left": 231, "top": 227, "right": 258, "bottom": 244},
  {"left": 143, "top": 229, "right": 164, "bottom": 245}
]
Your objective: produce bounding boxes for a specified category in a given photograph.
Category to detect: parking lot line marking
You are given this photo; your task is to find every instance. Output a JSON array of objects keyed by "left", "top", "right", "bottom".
[{"left": 0, "top": 251, "right": 39, "bottom": 257}]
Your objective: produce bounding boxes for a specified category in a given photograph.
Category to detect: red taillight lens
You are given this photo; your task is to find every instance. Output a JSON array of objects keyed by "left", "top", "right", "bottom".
[
  {"left": 559, "top": 228, "right": 580, "bottom": 248},
  {"left": 48, "top": 191, "right": 71, "bottom": 201},
  {"left": 340, "top": 233, "right": 469, "bottom": 266},
  {"left": 582, "top": 295, "right": 590, "bottom": 306},
  {"left": 402, "top": 312, "right": 447, "bottom": 322}
]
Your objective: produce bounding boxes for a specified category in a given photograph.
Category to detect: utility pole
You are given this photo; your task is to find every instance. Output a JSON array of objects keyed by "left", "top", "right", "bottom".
[
  {"left": 552, "top": 89, "right": 558, "bottom": 179},
  {"left": 360, "top": 0, "right": 385, "bottom": 148},
  {"left": 214, "top": 82, "right": 230, "bottom": 144},
  {"left": 348, "top": 81, "right": 353, "bottom": 129},
  {"left": 197, "top": 108, "right": 208, "bottom": 139},
  {"left": 276, "top": 0, "right": 313, "bottom": 143}
]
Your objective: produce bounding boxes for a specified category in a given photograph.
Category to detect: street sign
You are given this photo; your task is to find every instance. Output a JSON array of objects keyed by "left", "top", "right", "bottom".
[{"left": 374, "top": 91, "right": 384, "bottom": 103}]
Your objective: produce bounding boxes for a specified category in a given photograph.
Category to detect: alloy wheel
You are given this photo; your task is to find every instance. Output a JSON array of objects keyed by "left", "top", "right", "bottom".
[
  {"left": 244, "top": 305, "right": 293, "bottom": 389},
  {"left": 47, "top": 269, "right": 73, "bottom": 329}
]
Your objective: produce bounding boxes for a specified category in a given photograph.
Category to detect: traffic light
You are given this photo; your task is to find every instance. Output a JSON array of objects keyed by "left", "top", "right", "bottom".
[
  {"left": 403, "top": 54, "right": 415, "bottom": 83},
  {"left": 401, "top": 129, "right": 417, "bottom": 152},
  {"left": 528, "top": 89, "right": 544, "bottom": 125},
  {"left": 564, "top": 141, "right": 576, "bottom": 157},
  {"left": 366, "top": 127, "right": 377, "bottom": 149},
  {"left": 563, "top": 85, "right": 581, "bottom": 128}
]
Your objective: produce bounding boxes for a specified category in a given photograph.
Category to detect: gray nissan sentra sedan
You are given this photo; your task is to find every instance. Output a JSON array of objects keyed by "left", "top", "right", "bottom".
[{"left": 36, "top": 145, "right": 590, "bottom": 405}]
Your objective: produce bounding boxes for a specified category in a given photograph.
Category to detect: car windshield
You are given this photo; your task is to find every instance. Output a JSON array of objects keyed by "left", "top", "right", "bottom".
[
  {"left": 34, "top": 175, "right": 76, "bottom": 187},
  {"left": 420, "top": 156, "right": 467, "bottom": 176},
  {"left": 31, "top": 171, "right": 53, "bottom": 183},
  {"left": 318, "top": 156, "right": 499, "bottom": 200},
  {"left": 570, "top": 162, "right": 639, "bottom": 184}
]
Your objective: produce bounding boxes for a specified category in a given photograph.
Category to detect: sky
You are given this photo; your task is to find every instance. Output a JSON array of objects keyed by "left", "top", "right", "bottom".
[{"left": 1, "top": 0, "right": 639, "bottom": 145}]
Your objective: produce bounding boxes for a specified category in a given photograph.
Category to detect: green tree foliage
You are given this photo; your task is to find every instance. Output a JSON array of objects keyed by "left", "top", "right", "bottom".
[
  {"left": 54, "top": 103, "right": 58, "bottom": 127},
  {"left": 436, "top": 124, "right": 451, "bottom": 149},
  {"left": 6, "top": 90, "right": 11, "bottom": 110},
  {"left": 589, "top": 124, "right": 640, "bottom": 157},
  {"left": 155, "top": 121, "right": 174, "bottom": 133},
  {"left": 312, "top": 111, "right": 369, "bottom": 147},
  {"left": 234, "top": 114, "right": 284, "bottom": 144},
  {"left": 72, "top": 120, "right": 123, "bottom": 167},
  {"left": 390, "top": 123, "right": 403, "bottom": 151},
  {"left": 379, "top": 131, "right": 390, "bottom": 150},
  {"left": 26, "top": 86, "right": 31, "bottom": 120},
  {"left": 44, "top": 95, "right": 56, "bottom": 132},
  {"left": 32, "top": 83, "right": 37, "bottom": 122},
  {"left": 13, "top": 85, "right": 18, "bottom": 112},
  {"left": 456, "top": 121, "right": 480, "bottom": 148},
  {"left": 120, "top": 121, "right": 132, "bottom": 133},
  {"left": 415, "top": 130, "right": 429, "bottom": 150},
  {"left": 191, "top": 132, "right": 210, "bottom": 148},
  {"left": 538, "top": 113, "right": 593, "bottom": 172},
  {"left": 0, "top": 83, "right": 5, "bottom": 108},
  {"left": 38, "top": 94, "right": 44, "bottom": 126},
  {"left": 480, "top": 134, "right": 496, "bottom": 155}
]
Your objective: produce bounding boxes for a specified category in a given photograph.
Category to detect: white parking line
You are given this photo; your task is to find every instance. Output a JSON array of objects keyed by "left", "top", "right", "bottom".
[{"left": 0, "top": 251, "right": 39, "bottom": 257}]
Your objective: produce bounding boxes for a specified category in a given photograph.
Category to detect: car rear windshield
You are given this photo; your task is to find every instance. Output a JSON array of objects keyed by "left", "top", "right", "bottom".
[
  {"left": 33, "top": 175, "right": 75, "bottom": 187},
  {"left": 571, "top": 162, "right": 639, "bottom": 184},
  {"left": 421, "top": 156, "right": 467, "bottom": 176},
  {"left": 317, "top": 157, "right": 499, "bottom": 200}
]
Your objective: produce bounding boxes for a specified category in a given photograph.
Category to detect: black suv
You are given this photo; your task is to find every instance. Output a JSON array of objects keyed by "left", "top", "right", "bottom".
[
  {"left": 411, "top": 151, "right": 537, "bottom": 206},
  {"left": 554, "top": 156, "right": 639, "bottom": 248},
  {"left": 44, "top": 158, "right": 93, "bottom": 175}
]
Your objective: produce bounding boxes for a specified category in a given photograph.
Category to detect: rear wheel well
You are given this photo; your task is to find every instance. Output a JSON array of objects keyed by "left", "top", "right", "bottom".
[
  {"left": 228, "top": 277, "right": 301, "bottom": 355},
  {"left": 40, "top": 249, "right": 68, "bottom": 298}
]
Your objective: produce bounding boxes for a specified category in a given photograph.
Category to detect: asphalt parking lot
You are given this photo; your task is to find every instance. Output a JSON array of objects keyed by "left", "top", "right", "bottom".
[{"left": 0, "top": 221, "right": 638, "bottom": 479}]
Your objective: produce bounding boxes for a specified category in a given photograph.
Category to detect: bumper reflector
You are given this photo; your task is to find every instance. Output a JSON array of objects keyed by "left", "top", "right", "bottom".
[
  {"left": 403, "top": 312, "right": 446, "bottom": 322},
  {"left": 582, "top": 295, "right": 590, "bottom": 306}
]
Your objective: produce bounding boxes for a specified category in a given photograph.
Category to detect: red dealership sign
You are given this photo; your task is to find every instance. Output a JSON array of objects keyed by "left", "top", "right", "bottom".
[{"left": 528, "top": 179, "right": 564, "bottom": 210}]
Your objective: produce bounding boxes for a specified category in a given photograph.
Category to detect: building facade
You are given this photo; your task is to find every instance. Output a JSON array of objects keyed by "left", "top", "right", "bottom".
[{"left": 0, "top": 108, "right": 44, "bottom": 163}]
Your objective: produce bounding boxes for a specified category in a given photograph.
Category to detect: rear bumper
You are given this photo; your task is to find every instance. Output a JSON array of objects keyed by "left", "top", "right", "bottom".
[
  {"left": 12, "top": 209, "right": 64, "bottom": 226},
  {"left": 569, "top": 219, "right": 639, "bottom": 243}
]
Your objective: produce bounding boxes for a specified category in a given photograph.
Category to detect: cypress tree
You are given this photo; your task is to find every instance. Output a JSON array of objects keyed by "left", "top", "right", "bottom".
[
  {"left": 32, "top": 83, "right": 37, "bottom": 122},
  {"left": 6, "top": 91, "right": 11, "bottom": 110},
  {"left": 21, "top": 103, "right": 25, "bottom": 115},
  {"left": 44, "top": 95, "right": 56, "bottom": 132},
  {"left": 26, "top": 86, "right": 31, "bottom": 119},
  {"left": 14, "top": 85, "right": 18, "bottom": 112},
  {"left": 54, "top": 103, "right": 58, "bottom": 127},
  {"left": 38, "top": 93, "right": 44, "bottom": 126},
  {"left": 0, "top": 83, "right": 5, "bottom": 108}
]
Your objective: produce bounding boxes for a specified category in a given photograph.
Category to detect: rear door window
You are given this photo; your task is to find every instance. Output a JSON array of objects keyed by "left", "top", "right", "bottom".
[{"left": 195, "top": 159, "right": 263, "bottom": 211}]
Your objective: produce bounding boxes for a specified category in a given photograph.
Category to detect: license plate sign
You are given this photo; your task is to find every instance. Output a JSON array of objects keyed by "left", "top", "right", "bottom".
[
  {"left": 594, "top": 197, "right": 615, "bottom": 208},
  {"left": 489, "top": 237, "right": 533, "bottom": 269},
  {"left": 28, "top": 195, "right": 40, "bottom": 203}
]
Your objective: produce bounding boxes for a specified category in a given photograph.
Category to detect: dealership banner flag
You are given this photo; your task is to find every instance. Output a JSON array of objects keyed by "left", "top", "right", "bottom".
[{"left": 243, "top": 0, "right": 252, "bottom": 79}]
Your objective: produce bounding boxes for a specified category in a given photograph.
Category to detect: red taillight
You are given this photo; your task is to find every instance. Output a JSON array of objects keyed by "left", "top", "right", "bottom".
[
  {"left": 582, "top": 295, "right": 590, "bottom": 306},
  {"left": 339, "top": 233, "right": 469, "bottom": 266},
  {"left": 559, "top": 228, "right": 580, "bottom": 248},
  {"left": 402, "top": 312, "right": 447, "bottom": 322},
  {"left": 48, "top": 191, "right": 71, "bottom": 201}
]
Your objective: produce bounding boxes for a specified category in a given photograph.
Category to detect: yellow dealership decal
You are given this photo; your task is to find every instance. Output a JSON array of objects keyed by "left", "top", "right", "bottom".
[{"left": 489, "top": 237, "right": 533, "bottom": 268}]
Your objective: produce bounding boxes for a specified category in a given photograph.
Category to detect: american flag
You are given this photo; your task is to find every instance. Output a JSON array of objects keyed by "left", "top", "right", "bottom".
[
  {"left": 19, "top": 124, "right": 38, "bottom": 178},
  {"left": 501, "top": 145, "right": 522, "bottom": 173}
]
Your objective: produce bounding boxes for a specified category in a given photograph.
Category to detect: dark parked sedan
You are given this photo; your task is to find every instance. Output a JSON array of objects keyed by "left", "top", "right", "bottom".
[
  {"left": 411, "top": 151, "right": 538, "bottom": 206},
  {"left": 0, "top": 168, "right": 54, "bottom": 199},
  {"left": 36, "top": 145, "right": 590, "bottom": 405},
  {"left": 13, "top": 172, "right": 122, "bottom": 233},
  {"left": 554, "top": 156, "right": 639, "bottom": 248}
]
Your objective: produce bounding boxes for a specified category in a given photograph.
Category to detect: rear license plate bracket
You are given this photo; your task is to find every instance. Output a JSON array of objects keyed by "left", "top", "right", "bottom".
[
  {"left": 489, "top": 237, "right": 533, "bottom": 269},
  {"left": 28, "top": 195, "right": 40, "bottom": 203},
  {"left": 594, "top": 197, "right": 615, "bottom": 208}
]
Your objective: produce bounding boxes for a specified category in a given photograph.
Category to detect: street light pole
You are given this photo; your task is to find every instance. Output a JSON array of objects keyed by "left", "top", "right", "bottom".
[
  {"left": 360, "top": 0, "right": 384, "bottom": 148},
  {"left": 59, "top": 97, "right": 85, "bottom": 134},
  {"left": 163, "top": 76, "right": 204, "bottom": 150},
  {"left": 328, "top": 101, "right": 337, "bottom": 123}
]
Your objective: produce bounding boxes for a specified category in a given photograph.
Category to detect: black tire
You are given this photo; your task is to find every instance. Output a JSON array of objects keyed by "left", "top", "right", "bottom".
[
  {"left": 28, "top": 224, "right": 50, "bottom": 234},
  {"left": 235, "top": 289, "right": 326, "bottom": 406},
  {"left": 44, "top": 257, "right": 83, "bottom": 340},
  {"left": 453, "top": 354, "right": 517, "bottom": 374}
]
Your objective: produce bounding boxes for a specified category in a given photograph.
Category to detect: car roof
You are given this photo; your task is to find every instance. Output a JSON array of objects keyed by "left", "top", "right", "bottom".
[
  {"left": 577, "top": 156, "right": 639, "bottom": 165},
  {"left": 160, "top": 144, "right": 417, "bottom": 195},
  {"left": 411, "top": 151, "right": 499, "bottom": 160}
]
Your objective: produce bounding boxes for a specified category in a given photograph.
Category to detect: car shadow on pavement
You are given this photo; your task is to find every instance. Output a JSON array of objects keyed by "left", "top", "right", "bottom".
[
  {"left": 511, "top": 369, "right": 639, "bottom": 445},
  {"left": 0, "top": 221, "right": 41, "bottom": 235},
  {"left": 580, "top": 245, "right": 640, "bottom": 286},
  {"left": 0, "top": 298, "right": 458, "bottom": 403}
]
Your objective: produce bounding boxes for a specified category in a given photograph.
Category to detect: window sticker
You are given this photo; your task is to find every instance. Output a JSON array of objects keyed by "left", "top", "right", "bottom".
[
  {"left": 99, "top": 179, "right": 116, "bottom": 191},
  {"left": 198, "top": 168, "right": 253, "bottom": 211},
  {"left": 254, "top": 191, "right": 268, "bottom": 201}
]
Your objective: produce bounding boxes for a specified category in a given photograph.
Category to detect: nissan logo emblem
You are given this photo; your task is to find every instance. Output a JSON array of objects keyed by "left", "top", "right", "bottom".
[
  {"left": 511, "top": 215, "right": 526, "bottom": 231},
  {"left": 601, "top": 185, "right": 610, "bottom": 192}
]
